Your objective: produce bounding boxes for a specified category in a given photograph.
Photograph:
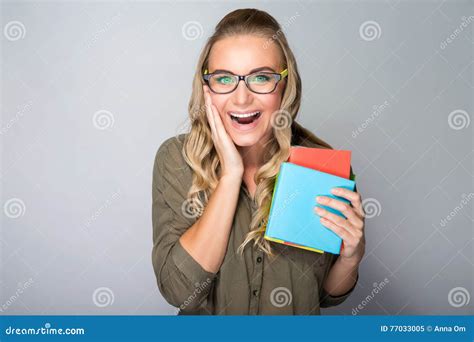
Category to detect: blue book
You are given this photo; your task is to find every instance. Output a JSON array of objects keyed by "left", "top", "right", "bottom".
[{"left": 264, "top": 162, "right": 356, "bottom": 255}]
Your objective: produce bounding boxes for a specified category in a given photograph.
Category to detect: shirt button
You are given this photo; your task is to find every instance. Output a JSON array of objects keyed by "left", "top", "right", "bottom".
[
  {"left": 252, "top": 289, "right": 258, "bottom": 296},
  {"left": 256, "top": 256, "right": 262, "bottom": 263}
]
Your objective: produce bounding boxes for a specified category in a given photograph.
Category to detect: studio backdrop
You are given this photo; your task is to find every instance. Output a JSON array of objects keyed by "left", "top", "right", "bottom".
[{"left": 1, "top": 0, "right": 472, "bottom": 315}]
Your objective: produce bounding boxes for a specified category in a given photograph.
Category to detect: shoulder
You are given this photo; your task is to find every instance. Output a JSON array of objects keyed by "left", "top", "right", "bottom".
[
  {"left": 153, "top": 133, "right": 191, "bottom": 189},
  {"left": 290, "top": 123, "right": 332, "bottom": 150},
  {"left": 154, "top": 133, "right": 188, "bottom": 169},
  {"left": 296, "top": 139, "right": 332, "bottom": 149},
  {"left": 155, "top": 133, "right": 186, "bottom": 161}
]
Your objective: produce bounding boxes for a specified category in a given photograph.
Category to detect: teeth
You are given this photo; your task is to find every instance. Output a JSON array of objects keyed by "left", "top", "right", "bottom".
[{"left": 229, "top": 111, "right": 260, "bottom": 118}]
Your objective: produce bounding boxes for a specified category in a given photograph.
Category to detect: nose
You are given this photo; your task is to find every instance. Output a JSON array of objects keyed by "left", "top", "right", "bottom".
[{"left": 232, "top": 79, "right": 252, "bottom": 106}]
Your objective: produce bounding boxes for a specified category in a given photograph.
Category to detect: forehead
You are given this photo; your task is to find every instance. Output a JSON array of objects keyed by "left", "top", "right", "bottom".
[{"left": 208, "top": 35, "right": 282, "bottom": 73}]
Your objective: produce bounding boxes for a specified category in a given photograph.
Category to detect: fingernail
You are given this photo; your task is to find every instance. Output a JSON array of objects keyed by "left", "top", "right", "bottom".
[
  {"left": 331, "top": 188, "right": 340, "bottom": 194},
  {"left": 316, "top": 196, "right": 324, "bottom": 203}
]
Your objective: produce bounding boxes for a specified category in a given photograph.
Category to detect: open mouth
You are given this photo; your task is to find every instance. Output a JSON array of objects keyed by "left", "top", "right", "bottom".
[{"left": 228, "top": 111, "right": 262, "bottom": 125}]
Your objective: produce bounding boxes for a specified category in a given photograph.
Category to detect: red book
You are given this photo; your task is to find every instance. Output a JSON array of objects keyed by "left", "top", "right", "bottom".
[{"left": 288, "top": 146, "right": 352, "bottom": 179}]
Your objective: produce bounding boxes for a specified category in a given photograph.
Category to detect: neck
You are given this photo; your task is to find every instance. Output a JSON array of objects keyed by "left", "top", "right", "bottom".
[
  {"left": 237, "top": 132, "right": 271, "bottom": 169},
  {"left": 238, "top": 144, "right": 264, "bottom": 169}
]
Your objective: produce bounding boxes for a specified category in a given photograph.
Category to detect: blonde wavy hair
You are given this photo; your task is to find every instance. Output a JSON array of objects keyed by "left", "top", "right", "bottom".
[{"left": 181, "top": 8, "right": 332, "bottom": 257}]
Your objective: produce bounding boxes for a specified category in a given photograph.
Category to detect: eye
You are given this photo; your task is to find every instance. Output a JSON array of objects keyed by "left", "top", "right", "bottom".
[
  {"left": 250, "top": 73, "right": 271, "bottom": 83},
  {"left": 215, "top": 75, "right": 235, "bottom": 85}
]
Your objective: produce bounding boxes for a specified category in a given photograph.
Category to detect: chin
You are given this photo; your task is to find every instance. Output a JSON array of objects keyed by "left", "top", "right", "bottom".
[{"left": 229, "top": 133, "right": 262, "bottom": 147}]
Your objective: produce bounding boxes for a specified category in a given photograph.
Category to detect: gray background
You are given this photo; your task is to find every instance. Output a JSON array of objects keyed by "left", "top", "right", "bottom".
[{"left": 1, "top": 0, "right": 472, "bottom": 315}]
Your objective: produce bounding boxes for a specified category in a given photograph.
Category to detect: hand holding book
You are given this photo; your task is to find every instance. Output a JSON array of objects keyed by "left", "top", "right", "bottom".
[
  {"left": 315, "top": 187, "right": 365, "bottom": 262},
  {"left": 264, "top": 146, "right": 366, "bottom": 259}
]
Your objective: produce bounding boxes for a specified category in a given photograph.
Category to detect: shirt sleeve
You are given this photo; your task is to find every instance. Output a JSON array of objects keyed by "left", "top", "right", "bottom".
[
  {"left": 319, "top": 253, "right": 359, "bottom": 308},
  {"left": 151, "top": 137, "right": 217, "bottom": 311}
]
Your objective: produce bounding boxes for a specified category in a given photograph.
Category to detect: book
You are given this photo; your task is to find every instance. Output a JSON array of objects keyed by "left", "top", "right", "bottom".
[
  {"left": 288, "top": 146, "right": 352, "bottom": 179},
  {"left": 264, "top": 162, "right": 356, "bottom": 255}
]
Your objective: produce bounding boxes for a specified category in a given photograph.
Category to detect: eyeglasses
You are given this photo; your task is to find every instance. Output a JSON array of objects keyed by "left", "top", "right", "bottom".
[{"left": 203, "top": 68, "right": 288, "bottom": 94}]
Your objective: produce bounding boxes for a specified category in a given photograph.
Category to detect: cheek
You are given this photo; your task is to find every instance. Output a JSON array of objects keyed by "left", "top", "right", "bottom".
[{"left": 259, "top": 93, "right": 282, "bottom": 121}]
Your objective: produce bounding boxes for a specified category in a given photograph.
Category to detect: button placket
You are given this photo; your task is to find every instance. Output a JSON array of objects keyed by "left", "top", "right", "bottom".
[{"left": 249, "top": 249, "right": 264, "bottom": 314}]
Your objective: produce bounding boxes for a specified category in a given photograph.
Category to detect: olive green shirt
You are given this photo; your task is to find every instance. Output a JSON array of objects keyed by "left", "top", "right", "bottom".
[{"left": 152, "top": 133, "right": 358, "bottom": 315}]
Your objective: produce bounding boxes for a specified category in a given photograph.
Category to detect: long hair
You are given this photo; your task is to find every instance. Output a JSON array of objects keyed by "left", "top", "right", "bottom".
[{"left": 181, "top": 8, "right": 332, "bottom": 257}]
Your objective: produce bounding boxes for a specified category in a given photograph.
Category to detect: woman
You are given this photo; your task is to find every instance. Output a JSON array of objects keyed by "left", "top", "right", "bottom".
[{"left": 152, "top": 8, "right": 366, "bottom": 315}]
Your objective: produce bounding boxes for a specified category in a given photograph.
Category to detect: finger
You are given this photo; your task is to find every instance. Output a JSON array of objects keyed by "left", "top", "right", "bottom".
[
  {"left": 315, "top": 206, "right": 364, "bottom": 234},
  {"left": 316, "top": 196, "right": 360, "bottom": 223},
  {"left": 203, "top": 88, "right": 216, "bottom": 136},
  {"left": 320, "top": 217, "right": 353, "bottom": 242},
  {"left": 331, "top": 187, "right": 365, "bottom": 218},
  {"left": 314, "top": 206, "right": 351, "bottom": 232},
  {"left": 210, "top": 103, "right": 225, "bottom": 140}
]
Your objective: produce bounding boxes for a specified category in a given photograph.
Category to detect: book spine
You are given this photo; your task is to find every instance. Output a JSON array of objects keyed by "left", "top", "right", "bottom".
[{"left": 264, "top": 162, "right": 285, "bottom": 235}]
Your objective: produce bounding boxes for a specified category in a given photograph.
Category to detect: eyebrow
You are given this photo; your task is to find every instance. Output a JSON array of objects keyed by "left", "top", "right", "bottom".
[{"left": 211, "top": 66, "right": 277, "bottom": 74}]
